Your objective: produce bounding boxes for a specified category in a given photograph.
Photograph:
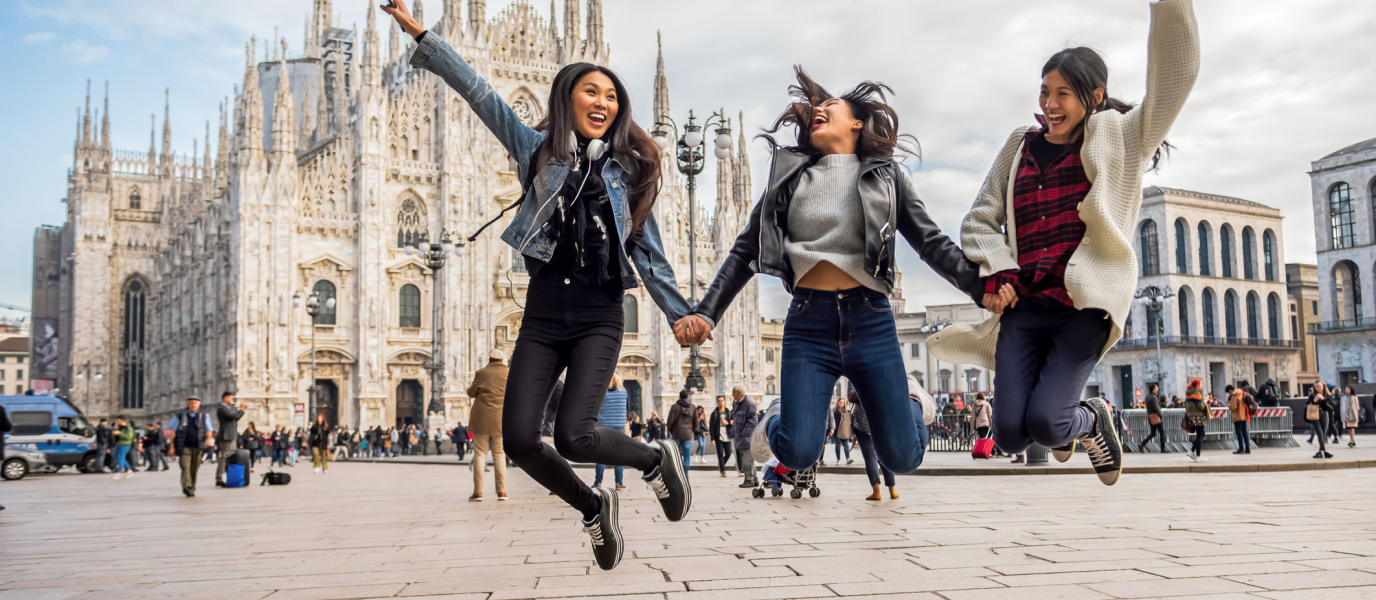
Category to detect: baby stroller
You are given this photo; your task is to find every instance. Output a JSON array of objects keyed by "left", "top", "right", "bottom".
[{"left": 751, "top": 457, "right": 821, "bottom": 499}]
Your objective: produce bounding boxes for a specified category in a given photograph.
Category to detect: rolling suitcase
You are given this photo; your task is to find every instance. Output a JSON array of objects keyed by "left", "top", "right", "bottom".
[
  {"left": 226, "top": 449, "right": 252, "bottom": 488},
  {"left": 971, "top": 438, "right": 995, "bottom": 460}
]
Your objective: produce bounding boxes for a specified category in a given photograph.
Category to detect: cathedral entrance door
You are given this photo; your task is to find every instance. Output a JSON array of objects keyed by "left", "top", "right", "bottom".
[
  {"left": 396, "top": 379, "right": 423, "bottom": 428},
  {"left": 624, "top": 380, "right": 642, "bottom": 420},
  {"left": 315, "top": 380, "right": 339, "bottom": 428}
]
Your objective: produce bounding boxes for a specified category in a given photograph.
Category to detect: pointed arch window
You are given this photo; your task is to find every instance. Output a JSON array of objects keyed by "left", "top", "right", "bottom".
[
  {"left": 1139, "top": 220, "right": 1160, "bottom": 276},
  {"left": 1242, "top": 227, "right": 1256, "bottom": 280},
  {"left": 121, "top": 280, "right": 146, "bottom": 409},
  {"left": 399, "top": 284, "right": 421, "bottom": 328},
  {"left": 312, "top": 280, "right": 337, "bottom": 325},
  {"left": 1174, "top": 219, "right": 1189, "bottom": 274},
  {"left": 396, "top": 198, "right": 423, "bottom": 248},
  {"left": 1267, "top": 293, "right": 1281, "bottom": 341},
  {"left": 128, "top": 188, "right": 142, "bottom": 210},
  {"left": 1225, "top": 290, "right": 1239, "bottom": 342},
  {"left": 1246, "top": 292, "right": 1260, "bottom": 340}
]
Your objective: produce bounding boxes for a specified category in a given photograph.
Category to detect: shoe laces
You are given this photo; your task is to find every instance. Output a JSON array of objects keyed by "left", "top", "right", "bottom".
[
  {"left": 583, "top": 520, "right": 605, "bottom": 546},
  {"left": 645, "top": 471, "right": 670, "bottom": 499},
  {"left": 1080, "top": 433, "right": 1113, "bottom": 468}
]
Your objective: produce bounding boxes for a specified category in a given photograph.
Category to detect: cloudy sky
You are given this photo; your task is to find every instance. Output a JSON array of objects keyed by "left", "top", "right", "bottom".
[{"left": 2, "top": 0, "right": 1374, "bottom": 320}]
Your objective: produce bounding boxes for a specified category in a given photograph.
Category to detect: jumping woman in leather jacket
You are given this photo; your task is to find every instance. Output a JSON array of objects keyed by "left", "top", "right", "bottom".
[
  {"left": 385, "top": 0, "right": 691, "bottom": 571},
  {"left": 675, "top": 67, "right": 984, "bottom": 476},
  {"left": 930, "top": 0, "right": 1199, "bottom": 486}
]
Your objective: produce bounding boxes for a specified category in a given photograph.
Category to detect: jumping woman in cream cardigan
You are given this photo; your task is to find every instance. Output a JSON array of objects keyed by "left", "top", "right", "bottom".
[{"left": 929, "top": 0, "right": 1199, "bottom": 486}]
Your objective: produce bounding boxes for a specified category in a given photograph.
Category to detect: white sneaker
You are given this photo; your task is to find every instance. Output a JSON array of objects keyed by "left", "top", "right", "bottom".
[
  {"left": 124, "top": 472, "right": 134, "bottom": 479},
  {"left": 112, "top": 474, "right": 121, "bottom": 480},
  {"left": 314, "top": 467, "right": 322, "bottom": 473}
]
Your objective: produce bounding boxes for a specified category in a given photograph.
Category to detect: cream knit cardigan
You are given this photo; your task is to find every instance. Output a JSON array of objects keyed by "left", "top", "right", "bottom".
[{"left": 929, "top": 0, "right": 1199, "bottom": 371}]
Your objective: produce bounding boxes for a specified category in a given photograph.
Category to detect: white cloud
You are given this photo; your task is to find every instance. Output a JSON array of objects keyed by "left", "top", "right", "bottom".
[
  {"left": 62, "top": 39, "right": 109, "bottom": 63},
  {"left": 22, "top": 32, "right": 56, "bottom": 43}
]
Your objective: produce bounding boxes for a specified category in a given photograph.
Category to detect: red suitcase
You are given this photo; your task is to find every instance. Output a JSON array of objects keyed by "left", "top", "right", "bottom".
[{"left": 971, "top": 438, "right": 995, "bottom": 460}]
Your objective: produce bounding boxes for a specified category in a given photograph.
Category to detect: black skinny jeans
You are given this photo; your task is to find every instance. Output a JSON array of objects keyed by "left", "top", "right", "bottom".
[
  {"left": 1141, "top": 422, "right": 1166, "bottom": 451},
  {"left": 1191, "top": 425, "right": 1206, "bottom": 455},
  {"left": 855, "top": 429, "right": 895, "bottom": 487},
  {"left": 715, "top": 440, "right": 732, "bottom": 474},
  {"left": 502, "top": 275, "right": 658, "bottom": 514}
]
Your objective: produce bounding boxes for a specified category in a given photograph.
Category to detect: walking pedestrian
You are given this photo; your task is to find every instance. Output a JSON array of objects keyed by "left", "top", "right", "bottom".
[
  {"left": 167, "top": 397, "right": 215, "bottom": 497},
  {"left": 832, "top": 397, "right": 854, "bottom": 465},
  {"left": 270, "top": 426, "right": 287, "bottom": 466},
  {"left": 731, "top": 386, "right": 759, "bottom": 487},
  {"left": 451, "top": 423, "right": 469, "bottom": 461},
  {"left": 1342, "top": 386, "right": 1360, "bottom": 448},
  {"left": 111, "top": 416, "right": 135, "bottom": 479},
  {"left": 1307, "top": 382, "right": 1334, "bottom": 459},
  {"left": 1227, "top": 386, "right": 1252, "bottom": 455},
  {"left": 628, "top": 413, "right": 644, "bottom": 443},
  {"left": 240, "top": 422, "right": 264, "bottom": 466},
  {"left": 666, "top": 390, "right": 696, "bottom": 475},
  {"left": 142, "top": 421, "right": 164, "bottom": 471},
  {"left": 1184, "top": 379, "right": 1210, "bottom": 462},
  {"left": 709, "top": 396, "right": 733, "bottom": 477},
  {"left": 213, "top": 392, "right": 244, "bottom": 487},
  {"left": 309, "top": 413, "right": 331, "bottom": 473},
  {"left": 94, "top": 418, "right": 112, "bottom": 472},
  {"left": 849, "top": 388, "right": 896, "bottom": 500},
  {"left": 930, "top": 0, "right": 1198, "bottom": 486},
  {"left": 0, "top": 403, "right": 9, "bottom": 509},
  {"left": 693, "top": 406, "right": 709, "bottom": 464},
  {"left": 1328, "top": 385, "right": 1344, "bottom": 445},
  {"left": 1139, "top": 384, "right": 1166, "bottom": 453},
  {"left": 593, "top": 373, "right": 629, "bottom": 491},
  {"left": 466, "top": 348, "right": 509, "bottom": 502}
]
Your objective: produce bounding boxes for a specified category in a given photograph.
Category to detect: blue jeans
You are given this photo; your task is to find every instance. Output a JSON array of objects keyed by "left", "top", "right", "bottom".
[
  {"left": 766, "top": 287, "right": 927, "bottom": 473},
  {"left": 115, "top": 445, "right": 132, "bottom": 473},
  {"left": 593, "top": 464, "right": 624, "bottom": 486},
  {"left": 1233, "top": 421, "right": 1251, "bottom": 452},
  {"left": 833, "top": 436, "right": 851, "bottom": 462},
  {"left": 694, "top": 435, "right": 707, "bottom": 457},
  {"left": 677, "top": 440, "right": 692, "bottom": 473}
]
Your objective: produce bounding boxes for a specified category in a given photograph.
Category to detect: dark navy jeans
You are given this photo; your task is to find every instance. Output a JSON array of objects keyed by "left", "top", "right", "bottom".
[{"left": 766, "top": 286, "right": 928, "bottom": 473}]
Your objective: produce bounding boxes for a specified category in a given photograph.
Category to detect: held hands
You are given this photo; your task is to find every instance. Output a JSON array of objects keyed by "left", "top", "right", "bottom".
[
  {"left": 982, "top": 283, "right": 1019, "bottom": 315},
  {"left": 380, "top": 0, "right": 424, "bottom": 38},
  {"left": 673, "top": 315, "right": 713, "bottom": 346}
]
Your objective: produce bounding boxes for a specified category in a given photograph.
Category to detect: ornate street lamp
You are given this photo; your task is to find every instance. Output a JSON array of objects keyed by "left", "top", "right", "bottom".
[
  {"left": 652, "top": 109, "right": 733, "bottom": 396},
  {"left": 405, "top": 231, "right": 465, "bottom": 427},
  {"left": 74, "top": 361, "right": 103, "bottom": 416},
  {"left": 292, "top": 290, "right": 335, "bottom": 426},
  {"left": 1134, "top": 285, "right": 1176, "bottom": 396}
]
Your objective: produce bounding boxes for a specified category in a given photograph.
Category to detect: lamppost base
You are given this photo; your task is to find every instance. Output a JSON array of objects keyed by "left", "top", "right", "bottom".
[{"left": 1025, "top": 444, "right": 1050, "bottom": 466}]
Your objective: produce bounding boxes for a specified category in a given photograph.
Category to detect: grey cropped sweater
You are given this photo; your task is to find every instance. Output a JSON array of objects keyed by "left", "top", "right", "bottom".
[{"left": 784, "top": 154, "right": 889, "bottom": 293}]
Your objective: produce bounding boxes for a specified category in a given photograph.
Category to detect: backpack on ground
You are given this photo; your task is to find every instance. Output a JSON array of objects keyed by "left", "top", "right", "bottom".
[
  {"left": 225, "top": 464, "right": 248, "bottom": 488},
  {"left": 261, "top": 471, "right": 291, "bottom": 486}
]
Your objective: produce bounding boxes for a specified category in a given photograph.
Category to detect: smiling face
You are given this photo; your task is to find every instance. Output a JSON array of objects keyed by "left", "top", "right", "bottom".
[
  {"left": 571, "top": 70, "right": 619, "bottom": 140},
  {"left": 809, "top": 98, "right": 862, "bottom": 155},
  {"left": 1039, "top": 69, "right": 1102, "bottom": 144}
]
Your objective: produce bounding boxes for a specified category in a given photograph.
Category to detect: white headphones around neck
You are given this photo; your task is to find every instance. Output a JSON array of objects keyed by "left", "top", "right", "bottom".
[{"left": 569, "top": 132, "right": 607, "bottom": 171}]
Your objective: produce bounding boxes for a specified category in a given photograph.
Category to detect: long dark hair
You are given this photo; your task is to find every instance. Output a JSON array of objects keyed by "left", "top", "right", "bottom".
[
  {"left": 760, "top": 66, "right": 918, "bottom": 161},
  {"left": 531, "top": 62, "right": 662, "bottom": 237},
  {"left": 1041, "top": 47, "right": 1171, "bottom": 171}
]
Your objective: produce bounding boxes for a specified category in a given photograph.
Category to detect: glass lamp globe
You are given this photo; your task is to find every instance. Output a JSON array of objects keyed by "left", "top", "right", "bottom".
[
  {"left": 714, "top": 146, "right": 730, "bottom": 160},
  {"left": 441, "top": 242, "right": 454, "bottom": 254},
  {"left": 652, "top": 133, "right": 669, "bottom": 149},
  {"left": 684, "top": 130, "right": 703, "bottom": 148},
  {"left": 715, "top": 132, "right": 732, "bottom": 149},
  {"left": 419, "top": 241, "right": 431, "bottom": 253},
  {"left": 404, "top": 245, "right": 417, "bottom": 255}
]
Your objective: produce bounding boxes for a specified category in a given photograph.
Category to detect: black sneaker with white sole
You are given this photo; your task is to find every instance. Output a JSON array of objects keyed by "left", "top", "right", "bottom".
[
  {"left": 644, "top": 440, "right": 691, "bottom": 521},
  {"left": 583, "top": 487, "right": 623, "bottom": 571},
  {"left": 1077, "top": 397, "right": 1123, "bottom": 486},
  {"left": 1051, "top": 440, "right": 1076, "bottom": 463}
]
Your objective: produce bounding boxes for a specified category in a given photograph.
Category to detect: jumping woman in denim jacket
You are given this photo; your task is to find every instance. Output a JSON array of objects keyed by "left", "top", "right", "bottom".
[{"left": 385, "top": 1, "right": 691, "bottom": 571}]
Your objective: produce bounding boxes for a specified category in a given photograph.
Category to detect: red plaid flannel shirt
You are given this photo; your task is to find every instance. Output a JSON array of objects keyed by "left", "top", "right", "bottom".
[{"left": 984, "top": 129, "right": 1090, "bottom": 307}]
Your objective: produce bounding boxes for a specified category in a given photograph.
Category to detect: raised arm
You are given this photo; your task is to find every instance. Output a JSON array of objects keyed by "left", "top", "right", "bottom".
[
  {"left": 1132, "top": 0, "right": 1200, "bottom": 163},
  {"left": 388, "top": 0, "right": 542, "bottom": 170},
  {"left": 894, "top": 170, "right": 984, "bottom": 302}
]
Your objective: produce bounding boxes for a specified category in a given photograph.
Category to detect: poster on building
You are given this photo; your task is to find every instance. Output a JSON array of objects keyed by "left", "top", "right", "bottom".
[{"left": 32, "top": 318, "right": 58, "bottom": 380}]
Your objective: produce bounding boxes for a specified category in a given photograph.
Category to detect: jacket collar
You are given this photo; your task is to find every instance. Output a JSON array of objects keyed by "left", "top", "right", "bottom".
[{"left": 767, "top": 148, "right": 892, "bottom": 187}]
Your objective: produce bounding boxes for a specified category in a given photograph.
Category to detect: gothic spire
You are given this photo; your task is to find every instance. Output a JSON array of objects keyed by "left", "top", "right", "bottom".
[
  {"left": 652, "top": 31, "right": 669, "bottom": 127},
  {"left": 148, "top": 113, "right": 156, "bottom": 159},
  {"left": 299, "top": 83, "right": 314, "bottom": 149},
  {"left": 564, "top": 0, "right": 580, "bottom": 45},
  {"left": 204, "top": 120, "right": 212, "bottom": 181},
  {"left": 161, "top": 88, "right": 172, "bottom": 161},
  {"left": 311, "top": 0, "right": 333, "bottom": 50},
  {"left": 363, "top": 0, "right": 382, "bottom": 87},
  {"left": 468, "top": 0, "right": 486, "bottom": 31},
  {"left": 736, "top": 110, "right": 751, "bottom": 207},
  {"left": 389, "top": 19, "right": 399, "bottom": 64},
  {"left": 548, "top": 0, "right": 558, "bottom": 42},
  {"left": 413, "top": 0, "right": 424, "bottom": 31},
  {"left": 82, "top": 79, "right": 91, "bottom": 144},
  {"left": 585, "top": 0, "right": 603, "bottom": 56},
  {"left": 101, "top": 81, "right": 111, "bottom": 151},
  {"left": 270, "top": 42, "right": 297, "bottom": 156}
]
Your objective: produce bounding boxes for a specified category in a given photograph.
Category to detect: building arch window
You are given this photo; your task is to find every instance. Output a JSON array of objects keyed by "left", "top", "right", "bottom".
[
  {"left": 121, "top": 279, "right": 147, "bottom": 409},
  {"left": 1263, "top": 230, "right": 1277, "bottom": 282},
  {"left": 510, "top": 247, "right": 527, "bottom": 274},
  {"left": 623, "top": 295, "right": 639, "bottom": 333},
  {"left": 1197, "top": 221, "right": 1212, "bottom": 276},
  {"left": 1174, "top": 218, "right": 1189, "bottom": 274},
  {"left": 1224, "top": 290, "right": 1239, "bottom": 342},
  {"left": 1334, "top": 261, "right": 1362, "bottom": 322},
  {"left": 1202, "top": 288, "right": 1217, "bottom": 340},
  {"left": 766, "top": 348, "right": 775, "bottom": 363},
  {"left": 396, "top": 197, "right": 424, "bottom": 248},
  {"left": 911, "top": 343, "right": 921, "bottom": 359},
  {"left": 1331, "top": 182, "right": 1356, "bottom": 249},
  {"left": 312, "top": 280, "right": 337, "bottom": 325},
  {"left": 1242, "top": 227, "right": 1257, "bottom": 280},
  {"left": 1177, "top": 287, "right": 1191, "bottom": 338},
  {"left": 1139, "top": 220, "right": 1160, "bottom": 276},
  {"left": 1220, "top": 224, "right": 1235, "bottom": 278},
  {"left": 1267, "top": 293, "right": 1282, "bottom": 341},
  {"left": 399, "top": 284, "right": 421, "bottom": 328},
  {"left": 1246, "top": 292, "right": 1260, "bottom": 340},
  {"left": 128, "top": 188, "right": 142, "bottom": 210}
]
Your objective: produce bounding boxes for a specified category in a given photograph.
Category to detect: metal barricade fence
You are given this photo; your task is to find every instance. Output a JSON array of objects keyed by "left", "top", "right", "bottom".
[
  {"left": 928, "top": 414, "right": 974, "bottom": 452},
  {"left": 1121, "top": 407, "right": 1297, "bottom": 453}
]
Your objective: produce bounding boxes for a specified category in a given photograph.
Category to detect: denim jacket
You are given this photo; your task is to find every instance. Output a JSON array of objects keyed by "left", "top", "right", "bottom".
[{"left": 410, "top": 33, "right": 691, "bottom": 325}]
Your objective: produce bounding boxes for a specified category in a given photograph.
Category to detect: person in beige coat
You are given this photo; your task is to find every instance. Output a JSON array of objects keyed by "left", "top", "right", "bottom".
[
  {"left": 466, "top": 348, "right": 509, "bottom": 501},
  {"left": 931, "top": 0, "right": 1199, "bottom": 487}
]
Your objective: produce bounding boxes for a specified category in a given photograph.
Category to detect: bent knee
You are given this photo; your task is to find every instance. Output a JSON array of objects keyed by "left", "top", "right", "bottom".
[{"left": 553, "top": 432, "right": 595, "bottom": 462}]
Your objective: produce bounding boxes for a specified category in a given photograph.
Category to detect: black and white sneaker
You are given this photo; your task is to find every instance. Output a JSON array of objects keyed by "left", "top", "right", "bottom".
[
  {"left": 583, "top": 487, "right": 623, "bottom": 571},
  {"left": 1077, "top": 398, "right": 1123, "bottom": 486},
  {"left": 1051, "top": 441, "right": 1077, "bottom": 463},
  {"left": 644, "top": 440, "right": 691, "bottom": 521}
]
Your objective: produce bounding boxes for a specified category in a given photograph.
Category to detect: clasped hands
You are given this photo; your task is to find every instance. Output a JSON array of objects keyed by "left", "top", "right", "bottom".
[
  {"left": 981, "top": 283, "right": 1020, "bottom": 315},
  {"left": 673, "top": 314, "right": 713, "bottom": 346}
]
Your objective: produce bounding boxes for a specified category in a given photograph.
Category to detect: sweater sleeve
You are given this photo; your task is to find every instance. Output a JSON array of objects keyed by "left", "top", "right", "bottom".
[
  {"left": 1130, "top": 0, "right": 1200, "bottom": 163},
  {"left": 960, "top": 128, "right": 1031, "bottom": 277}
]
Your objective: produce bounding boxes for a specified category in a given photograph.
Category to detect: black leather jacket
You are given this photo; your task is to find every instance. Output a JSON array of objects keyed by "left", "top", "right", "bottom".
[{"left": 694, "top": 149, "right": 984, "bottom": 323}]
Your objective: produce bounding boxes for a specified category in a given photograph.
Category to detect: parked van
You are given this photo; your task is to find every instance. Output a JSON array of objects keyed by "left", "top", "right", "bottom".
[{"left": 0, "top": 395, "right": 100, "bottom": 473}]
